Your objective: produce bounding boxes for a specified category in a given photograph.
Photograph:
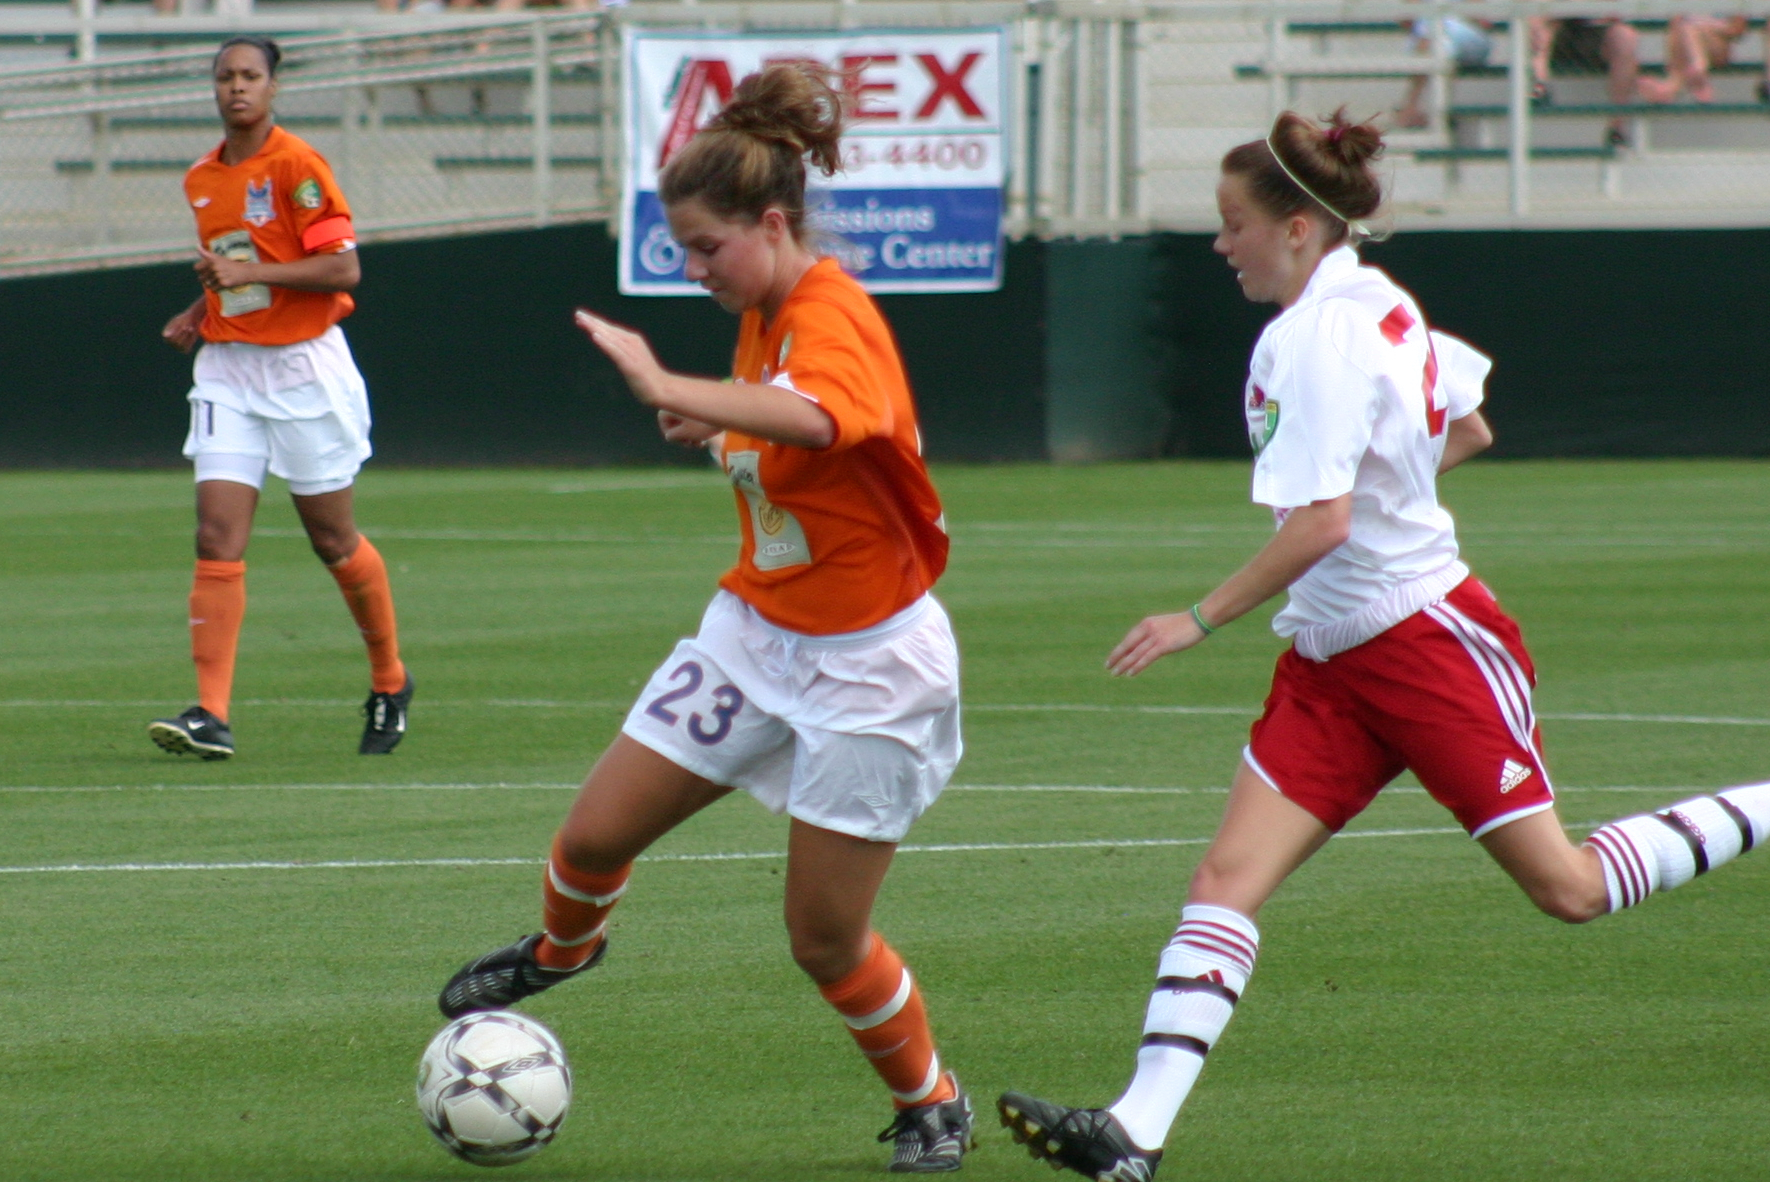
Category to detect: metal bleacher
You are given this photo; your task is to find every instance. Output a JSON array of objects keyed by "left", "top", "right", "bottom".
[{"left": 1, "top": 1, "right": 1767, "bottom": 278}]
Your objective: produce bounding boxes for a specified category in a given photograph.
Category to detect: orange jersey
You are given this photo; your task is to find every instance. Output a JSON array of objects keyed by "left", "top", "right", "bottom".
[
  {"left": 184, "top": 125, "right": 357, "bottom": 346},
  {"left": 718, "top": 258, "right": 949, "bottom": 635}
]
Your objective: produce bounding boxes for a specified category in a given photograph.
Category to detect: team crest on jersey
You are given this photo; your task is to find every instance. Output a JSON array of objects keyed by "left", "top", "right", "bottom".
[
  {"left": 293, "top": 177, "right": 323, "bottom": 209},
  {"left": 243, "top": 178, "right": 276, "bottom": 226},
  {"left": 1246, "top": 384, "right": 1280, "bottom": 454}
]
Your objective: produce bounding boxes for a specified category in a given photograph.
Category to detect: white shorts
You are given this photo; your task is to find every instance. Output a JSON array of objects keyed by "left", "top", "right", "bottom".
[
  {"left": 622, "top": 590, "right": 963, "bottom": 843},
  {"left": 183, "top": 325, "right": 372, "bottom": 496}
]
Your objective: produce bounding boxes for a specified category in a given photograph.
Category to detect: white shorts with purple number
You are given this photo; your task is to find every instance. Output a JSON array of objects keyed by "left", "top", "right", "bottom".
[{"left": 621, "top": 589, "right": 962, "bottom": 844}]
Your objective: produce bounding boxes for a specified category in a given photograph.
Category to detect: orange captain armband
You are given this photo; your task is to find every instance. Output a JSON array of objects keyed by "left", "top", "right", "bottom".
[{"left": 301, "top": 215, "right": 355, "bottom": 253}]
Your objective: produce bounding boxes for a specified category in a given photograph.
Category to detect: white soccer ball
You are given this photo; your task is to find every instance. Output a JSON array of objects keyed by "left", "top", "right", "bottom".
[{"left": 416, "top": 1011, "right": 573, "bottom": 1167}]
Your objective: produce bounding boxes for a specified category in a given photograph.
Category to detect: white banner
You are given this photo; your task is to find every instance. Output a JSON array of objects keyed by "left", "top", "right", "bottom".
[{"left": 620, "top": 27, "right": 1010, "bottom": 295}]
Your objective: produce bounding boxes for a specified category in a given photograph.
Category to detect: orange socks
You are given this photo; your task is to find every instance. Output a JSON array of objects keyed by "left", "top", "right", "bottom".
[
  {"left": 190, "top": 559, "right": 247, "bottom": 721},
  {"left": 535, "top": 834, "right": 631, "bottom": 971},
  {"left": 327, "top": 536, "right": 405, "bottom": 693},
  {"left": 819, "top": 933, "right": 956, "bottom": 1109}
]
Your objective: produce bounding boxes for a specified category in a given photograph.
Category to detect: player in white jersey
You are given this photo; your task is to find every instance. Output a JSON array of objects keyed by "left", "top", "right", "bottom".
[{"left": 996, "top": 108, "right": 1770, "bottom": 1182}]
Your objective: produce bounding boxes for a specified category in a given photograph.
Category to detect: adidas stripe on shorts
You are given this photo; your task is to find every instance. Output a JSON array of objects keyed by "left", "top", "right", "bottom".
[{"left": 1246, "top": 577, "right": 1555, "bottom": 838}]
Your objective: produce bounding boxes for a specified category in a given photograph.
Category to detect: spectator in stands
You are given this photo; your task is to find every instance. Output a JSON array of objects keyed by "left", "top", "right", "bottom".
[
  {"left": 1528, "top": 14, "right": 1644, "bottom": 145},
  {"left": 1638, "top": 15, "right": 1749, "bottom": 104},
  {"left": 1397, "top": 12, "right": 1493, "bottom": 128}
]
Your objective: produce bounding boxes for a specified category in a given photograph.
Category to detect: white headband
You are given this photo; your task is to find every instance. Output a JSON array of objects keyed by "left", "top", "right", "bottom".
[{"left": 1265, "top": 131, "right": 1373, "bottom": 244}]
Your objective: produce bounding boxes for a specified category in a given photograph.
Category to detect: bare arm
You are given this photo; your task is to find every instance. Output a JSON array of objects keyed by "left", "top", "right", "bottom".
[
  {"left": 575, "top": 309, "right": 836, "bottom": 449},
  {"left": 1106, "top": 494, "right": 1353, "bottom": 677},
  {"left": 1438, "top": 409, "right": 1493, "bottom": 473},
  {"left": 196, "top": 246, "right": 361, "bottom": 294},
  {"left": 162, "top": 294, "right": 207, "bottom": 352}
]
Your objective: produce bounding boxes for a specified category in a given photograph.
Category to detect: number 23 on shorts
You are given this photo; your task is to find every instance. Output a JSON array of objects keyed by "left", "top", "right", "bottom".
[{"left": 644, "top": 661, "right": 746, "bottom": 746}]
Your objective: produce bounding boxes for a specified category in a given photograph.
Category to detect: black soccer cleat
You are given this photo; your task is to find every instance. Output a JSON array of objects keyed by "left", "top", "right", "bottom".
[
  {"left": 438, "top": 932, "right": 607, "bottom": 1019},
  {"left": 360, "top": 671, "right": 414, "bottom": 754},
  {"left": 147, "top": 706, "right": 235, "bottom": 761},
  {"left": 998, "top": 1092, "right": 1162, "bottom": 1182},
  {"left": 879, "top": 1076, "right": 974, "bottom": 1173}
]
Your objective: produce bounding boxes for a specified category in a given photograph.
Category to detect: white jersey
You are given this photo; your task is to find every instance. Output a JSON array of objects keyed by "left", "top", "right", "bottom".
[{"left": 1245, "top": 246, "right": 1490, "bottom": 649}]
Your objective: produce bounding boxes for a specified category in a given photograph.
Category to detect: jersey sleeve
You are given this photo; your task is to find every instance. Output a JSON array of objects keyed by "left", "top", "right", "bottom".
[
  {"left": 768, "top": 298, "right": 893, "bottom": 450},
  {"left": 281, "top": 148, "right": 356, "bottom": 255},
  {"left": 1251, "top": 304, "right": 1378, "bottom": 510},
  {"left": 1429, "top": 329, "right": 1491, "bottom": 421}
]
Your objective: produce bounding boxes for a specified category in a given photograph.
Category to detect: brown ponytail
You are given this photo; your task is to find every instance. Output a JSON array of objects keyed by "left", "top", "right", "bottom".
[
  {"left": 1222, "top": 108, "right": 1384, "bottom": 243},
  {"left": 659, "top": 63, "right": 845, "bottom": 237}
]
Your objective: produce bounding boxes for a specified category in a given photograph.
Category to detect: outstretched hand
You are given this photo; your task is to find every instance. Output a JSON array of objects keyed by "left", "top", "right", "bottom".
[
  {"left": 575, "top": 308, "right": 669, "bottom": 407},
  {"left": 1106, "top": 611, "right": 1209, "bottom": 677}
]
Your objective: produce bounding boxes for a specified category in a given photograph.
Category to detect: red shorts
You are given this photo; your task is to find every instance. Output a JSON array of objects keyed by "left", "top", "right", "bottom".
[{"left": 1246, "top": 578, "right": 1556, "bottom": 837}]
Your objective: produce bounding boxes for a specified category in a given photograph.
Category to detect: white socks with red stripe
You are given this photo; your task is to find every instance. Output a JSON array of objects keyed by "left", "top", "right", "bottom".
[
  {"left": 1108, "top": 904, "right": 1260, "bottom": 1152},
  {"left": 1586, "top": 783, "right": 1770, "bottom": 911}
]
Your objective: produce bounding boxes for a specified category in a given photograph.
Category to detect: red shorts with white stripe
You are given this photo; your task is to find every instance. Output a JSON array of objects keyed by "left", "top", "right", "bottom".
[{"left": 1246, "top": 577, "right": 1556, "bottom": 838}]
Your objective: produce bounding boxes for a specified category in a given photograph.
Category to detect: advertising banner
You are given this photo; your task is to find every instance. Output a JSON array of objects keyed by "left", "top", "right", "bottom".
[{"left": 620, "top": 27, "right": 1009, "bottom": 295}]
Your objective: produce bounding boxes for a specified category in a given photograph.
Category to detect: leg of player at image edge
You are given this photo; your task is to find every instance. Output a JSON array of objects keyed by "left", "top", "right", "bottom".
[
  {"left": 1586, "top": 782, "right": 1770, "bottom": 911},
  {"left": 441, "top": 836, "right": 972, "bottom": 1172},
  {"left": 998, "top": 782, "right": 1770, "bottom": 1181}
]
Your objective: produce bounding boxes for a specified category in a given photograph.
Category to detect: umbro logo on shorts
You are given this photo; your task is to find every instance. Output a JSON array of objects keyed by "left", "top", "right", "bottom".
[{"left": 1499, "top": 759, "right": 1533, "bottom": 794}]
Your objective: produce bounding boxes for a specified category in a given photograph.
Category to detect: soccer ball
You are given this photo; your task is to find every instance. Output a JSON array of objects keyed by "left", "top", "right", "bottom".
[{"left": 416, "top": 1011, "right": 573, "bottom": 1166}]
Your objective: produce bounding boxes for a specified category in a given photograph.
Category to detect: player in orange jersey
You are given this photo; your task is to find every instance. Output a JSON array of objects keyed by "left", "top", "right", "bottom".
[
  {"left": 438, "top": 64, "right": 972, "bottom": 1174},
  {"left": 149, "top": 36, "right": 411, "bottom": 761}
]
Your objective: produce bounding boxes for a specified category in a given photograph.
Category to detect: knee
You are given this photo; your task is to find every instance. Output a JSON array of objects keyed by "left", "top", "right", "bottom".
[
  {"left": 195, "top": 519, "right": 246, "bottom": 561},
  {"left": 309, "top": 528, "right": 359, "bottom": 566},
  {"left": 1525, "top": 877, "right": 1609, "bottom": 925},
  {"left": 785, "top": 921, "right": 866, "bottom": 986}
]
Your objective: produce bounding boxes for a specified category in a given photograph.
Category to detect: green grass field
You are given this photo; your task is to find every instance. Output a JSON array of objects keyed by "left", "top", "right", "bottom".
[{"left": 3, "top": 459, "right": 1767, "bottom": 1182}]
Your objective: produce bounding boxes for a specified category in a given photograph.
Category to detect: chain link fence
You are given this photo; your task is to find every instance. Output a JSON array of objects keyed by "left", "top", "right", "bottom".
[{"left": 1, "top": 0, "right": 1767, "bottom": 276}]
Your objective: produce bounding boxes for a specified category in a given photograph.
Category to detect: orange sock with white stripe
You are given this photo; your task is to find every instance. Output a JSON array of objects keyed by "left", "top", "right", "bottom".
[
  {"left": 819, "top": 932, "right": 956, "bottom": 1109},
  {"left": 534, "top": 834, "right": 630, "bottom": 971},
  {"left": 190, "top": 559, "right": 246, "bottom": 721},
  {"left": 327, "top": 536, "right": 406, "bottom": 693}
]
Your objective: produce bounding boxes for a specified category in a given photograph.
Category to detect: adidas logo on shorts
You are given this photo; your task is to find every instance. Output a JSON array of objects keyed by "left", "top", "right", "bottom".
[{"left": 1499, "top": 759, "right": 1533, "bottom": 794}]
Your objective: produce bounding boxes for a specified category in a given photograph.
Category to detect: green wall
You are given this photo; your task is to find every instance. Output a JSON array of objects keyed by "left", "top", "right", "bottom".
[
  {"left": 0, "top": 225, "right": 1045, "bottom": 469},
  {"left": 3, "top": 225, "right": 1767, "bottom": 468}
]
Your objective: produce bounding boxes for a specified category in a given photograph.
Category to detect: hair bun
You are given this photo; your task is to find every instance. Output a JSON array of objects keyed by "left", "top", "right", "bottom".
[{"left": 706, "top": 62, "right": 844, "bottom": 178}]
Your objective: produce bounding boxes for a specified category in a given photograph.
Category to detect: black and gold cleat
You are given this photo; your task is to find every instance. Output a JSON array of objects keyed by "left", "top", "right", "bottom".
[{"left": 998, "top": 1091, "right": 1161, "bottom": 1182}]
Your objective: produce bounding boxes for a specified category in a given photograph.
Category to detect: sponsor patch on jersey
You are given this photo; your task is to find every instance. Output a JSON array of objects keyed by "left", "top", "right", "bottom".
[
  {"left": 192, "top": 196, "right": 211, "bottom": 208},
  {"left": 243, "top": 177, "right": 275, "bottom": 226},
  {"left": 1499, "top": 758, "right": 1533, "bottom": 794},
  {"left": 293, "top": 177, "right": 323, "bottom": 209},
  {"left": 1246, "top": 384, "right": 1279, "bottom": 454}
]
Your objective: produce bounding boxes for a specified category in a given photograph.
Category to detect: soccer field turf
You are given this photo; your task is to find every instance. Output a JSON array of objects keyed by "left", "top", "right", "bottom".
[{"left": 3, "top": 459, "right": 1767, "bottom": 1181}]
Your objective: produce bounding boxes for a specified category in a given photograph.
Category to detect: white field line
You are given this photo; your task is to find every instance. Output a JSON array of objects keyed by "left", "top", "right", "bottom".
[
  {"left": 2, "top": 823, "right": 1544, "bottom": 876},
  {"left": 1, "top": 698, "right": 1765, "bottom": 727},
  {"left": 0, "top": 782, "right": 1702, "bottom": 796}
]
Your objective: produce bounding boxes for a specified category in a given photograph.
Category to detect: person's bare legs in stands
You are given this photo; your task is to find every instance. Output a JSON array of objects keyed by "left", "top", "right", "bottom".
[
  {"left": 1599, "top": 21, "right": 1642, "bottom": 142},
  {"left": 1528, "top": 15, "right": 1557, "bottom": 100},
  {"left": 1644, "top": 16, "right": 1745, "bottom": 103}
]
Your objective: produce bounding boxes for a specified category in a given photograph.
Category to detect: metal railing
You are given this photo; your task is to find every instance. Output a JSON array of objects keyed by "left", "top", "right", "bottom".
[{"left": 1, "top": 0, "right": 1768, "bottom": 277}]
